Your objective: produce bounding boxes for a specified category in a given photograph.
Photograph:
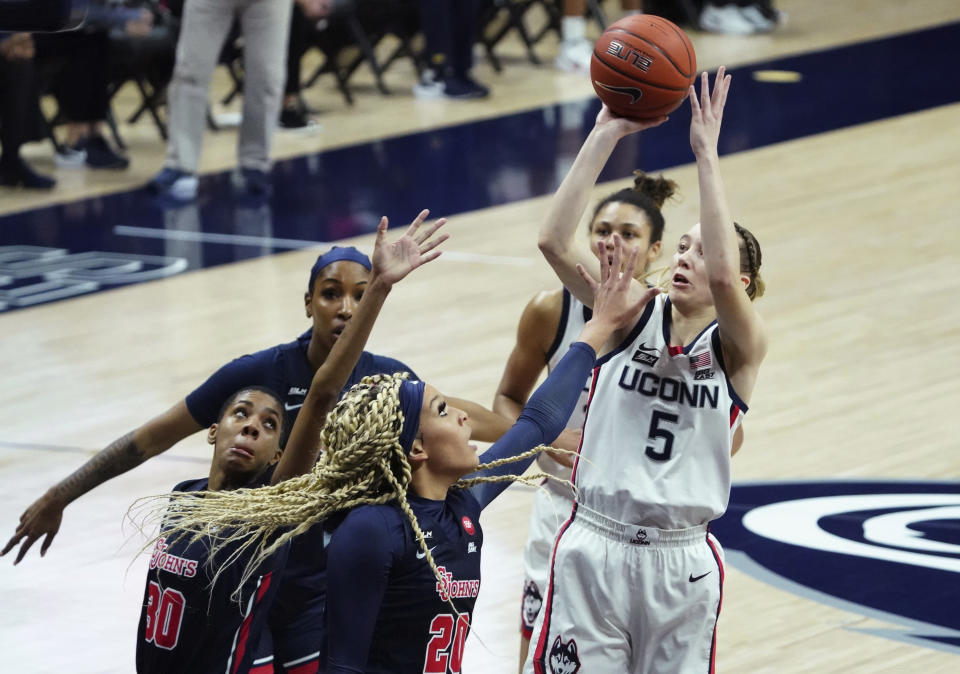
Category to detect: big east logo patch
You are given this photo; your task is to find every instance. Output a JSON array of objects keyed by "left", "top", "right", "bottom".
[{"left": 711, "top": 480, "right": 960, "bottom": 654}]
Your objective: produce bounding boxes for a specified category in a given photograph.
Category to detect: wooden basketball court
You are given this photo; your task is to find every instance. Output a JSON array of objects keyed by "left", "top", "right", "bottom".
[{"left": 2, "top": 1, "right": 959, "bottom": 671}]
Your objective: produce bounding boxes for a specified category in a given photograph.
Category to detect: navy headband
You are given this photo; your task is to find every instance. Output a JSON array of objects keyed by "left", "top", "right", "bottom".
[
  {"left": 398, "top": 379, "right": 425, "bottom": 455},
  {"left": 308, "top": 246, "right": 372, "bottom": 292}
]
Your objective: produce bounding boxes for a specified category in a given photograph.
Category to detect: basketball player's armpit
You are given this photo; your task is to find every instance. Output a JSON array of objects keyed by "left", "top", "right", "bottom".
[
  {"left": 50, "top": 430, "right": 146, "bottom": 504},
  {"left": 494, "top": 290, "right": 564, "bottom": 420}
]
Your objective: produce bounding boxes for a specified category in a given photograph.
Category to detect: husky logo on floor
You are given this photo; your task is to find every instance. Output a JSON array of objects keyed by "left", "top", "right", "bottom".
[
  {"left": 710, "top": 480, "right": 960, "bottom": 655},
  {"left": 548, "top": 636, "right": 580, "bottom": 674}
]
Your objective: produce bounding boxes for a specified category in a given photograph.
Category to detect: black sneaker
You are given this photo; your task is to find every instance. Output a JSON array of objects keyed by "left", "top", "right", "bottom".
[
  {"left": 147, "top": 167, "right": 198, "bottom": 201},
  {"left": 241, "top": 167, "right": 273, "bottom": 197},
  {"left": 443, "top": 75, "right": 490, "bottom": 100},
  {"left": 0, "top": 157, "right": 56, "bottom": 190},
  {"left": 279, "top": 106, "right": 319, "bottom": 131},
  {"left": 84, "top": 135, "right": 130, "bottom": 170}
]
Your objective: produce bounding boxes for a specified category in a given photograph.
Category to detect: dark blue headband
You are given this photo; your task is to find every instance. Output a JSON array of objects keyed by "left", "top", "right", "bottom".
[
  {"left": 398, "top": 379, "right": 425, "bottom": 455},
  {"left": 308, "top": 246, "right": 372, "bottom": 292}
]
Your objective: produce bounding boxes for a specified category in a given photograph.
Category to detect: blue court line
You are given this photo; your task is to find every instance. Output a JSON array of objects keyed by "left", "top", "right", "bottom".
[
  {"left": 1, "top": 21, "right": 958, "bottom": 312},
  {"left": 0, "top": 440, "right": 209, "bottom": 464}
]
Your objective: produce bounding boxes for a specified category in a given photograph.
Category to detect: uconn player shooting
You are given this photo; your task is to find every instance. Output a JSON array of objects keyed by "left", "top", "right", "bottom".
[
  {"left": 143, "top": 235, "right": 657, "bottom": 673},
  {"left": 496, "top": 170, "right": 685, "bottom": 669},
  {"left": 526, "top": 67, "right": 767, "bottom": 674},
  {"left": 498, "top": 170, "right": 747, "bottom": 671}
]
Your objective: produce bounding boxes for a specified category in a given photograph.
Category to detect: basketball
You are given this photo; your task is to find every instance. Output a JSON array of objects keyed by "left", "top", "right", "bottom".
[{"left": 590, "top": 15, "right": 697, "bottom": 120}]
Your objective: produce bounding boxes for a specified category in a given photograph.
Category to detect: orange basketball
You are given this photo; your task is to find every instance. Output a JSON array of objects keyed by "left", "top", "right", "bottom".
[{"left": 590, "top": 15, "right": 697, "bottom": 120}]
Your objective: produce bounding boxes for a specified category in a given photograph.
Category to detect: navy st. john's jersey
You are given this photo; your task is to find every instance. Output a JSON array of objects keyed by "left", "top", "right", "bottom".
[
  {"left": 182, "top": 332, "right": 416, "bottom": 671},
  {"left": 325, "top": 489, "right": 484, "bottom": 674},
  {"left": 136, "top": 478, "right": 289, "bottom": 674},
  {"left": 185, "top": 329, "right": 417, "bottom": 429}
]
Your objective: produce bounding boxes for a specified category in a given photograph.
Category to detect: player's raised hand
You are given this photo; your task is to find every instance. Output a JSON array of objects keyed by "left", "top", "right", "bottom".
[
  {"left": 689, "top": 66, "right": 731, "bottom": 157},
  {"left": 371, "top": 209, "right": 448, "bottom": 286},
  {"left": 2, "top": 493, "right": 64, "bottom": 564},
  {"left": 579, "top": 234, "right": 659, "bottom": 332},
  {"left": 595, "top": 104, "right": 668, "bottom": 139}
]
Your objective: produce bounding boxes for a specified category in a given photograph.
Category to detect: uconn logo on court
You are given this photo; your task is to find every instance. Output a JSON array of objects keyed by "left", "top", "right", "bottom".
[
  {"left": 711, "top": 480, "right": 960, "bottom": 656},
  {"left": 0, "top": 245, "right": 188, "bottom": 312}
]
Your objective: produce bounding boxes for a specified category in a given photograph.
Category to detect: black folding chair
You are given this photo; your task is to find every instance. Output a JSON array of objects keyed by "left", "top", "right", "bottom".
[{"left": 303, "top": 0, "right": 423, "bottom": 104}]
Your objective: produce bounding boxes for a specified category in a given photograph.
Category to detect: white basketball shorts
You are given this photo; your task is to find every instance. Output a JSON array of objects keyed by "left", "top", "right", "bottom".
[
  {"left": 520, "top": 478, "right": 576, "bottom": 638},
  {"left": 524, "top": 504, "right": 725, "bottom": 674}
]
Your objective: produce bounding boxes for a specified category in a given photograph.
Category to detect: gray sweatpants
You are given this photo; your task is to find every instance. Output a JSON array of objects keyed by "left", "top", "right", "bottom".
[{"left": 164, "top": 0, "right": 293, "bottom": 173}]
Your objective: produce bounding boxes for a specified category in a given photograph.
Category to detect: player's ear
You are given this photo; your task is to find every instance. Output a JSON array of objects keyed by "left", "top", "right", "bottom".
[
  {"left": 207, "top": 424, "right": 218, "bottom": 445},
  {"left": 269, "top": 447, "right": 283, "bottom": 464},
  {"left": 304, "top": 292, "right": 313, "bottom": 318},
  {"left": 646, "top": 240, "right": 662, "bottom": 264},
  {"left": 408, "top": 440, "right": 427, "bottom": 469}
]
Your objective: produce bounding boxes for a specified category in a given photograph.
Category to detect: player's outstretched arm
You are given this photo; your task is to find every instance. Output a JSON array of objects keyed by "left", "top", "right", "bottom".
[
  {"left": 273, "top": 210, "right": 448, "bottom": 483},
  {"left": 471, "top": 236, "right": 659, "bottom": 507},
  {"left": 689, "top": 68, "right": 767, "bottom": 401},
  {"left": 537, "top": 106, "right": 666, "bottom": 309},
  {"left": 1, "top": 402, "right": 202, "bottom": 564}
]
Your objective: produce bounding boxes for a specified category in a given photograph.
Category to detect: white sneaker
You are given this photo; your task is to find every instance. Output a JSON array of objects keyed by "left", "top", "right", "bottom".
[
  {"left": 699, "top": 4, "right": 757, "bottom": 35},
  {"left": 53, "top": 146, "right": 87, "bottom": 169},
  {"left": 738, "top": 4, "right": 781, "bottom": 32},
  {"left": 556, "top": 39, "right": 593, "bottom": 73},
  {"left": 413, "top": 69, "right": 445, "bottom": 100}
]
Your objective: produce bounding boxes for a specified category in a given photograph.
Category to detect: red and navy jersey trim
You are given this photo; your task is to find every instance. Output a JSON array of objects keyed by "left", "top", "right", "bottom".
[
  {"left": 662, "top": 297, "right": 718, "bottom": 355},
  {"left": 545, "top": 288, "right": 572, "bottom": 362},
  {"left": 594, "top": 297, "right": 656, "bottom": 367},
  {"left": 705, "top": 532, "right": 725, "bottom": 674},
  {"left": 710, "top": 330, "right": 748, "bottom": 414},
  {"left": 227, "top": 571, "right": 274, "bottom": 674},
  {"left": 569, "top": 362, "right": 600, "bottom": 486}
]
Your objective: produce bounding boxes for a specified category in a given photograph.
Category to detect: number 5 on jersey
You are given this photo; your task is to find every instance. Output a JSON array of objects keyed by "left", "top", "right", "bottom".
[{"left": 645, "top": 411, "right": 679, "bottom": 461}]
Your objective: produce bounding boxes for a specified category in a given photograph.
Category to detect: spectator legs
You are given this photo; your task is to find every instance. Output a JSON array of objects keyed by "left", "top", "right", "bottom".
[
  {"left": 164, "top": 0, "right": 237, "bottom": 173},
  {"left": 236, "top": 0, "right": 292, "bottom": 172}
]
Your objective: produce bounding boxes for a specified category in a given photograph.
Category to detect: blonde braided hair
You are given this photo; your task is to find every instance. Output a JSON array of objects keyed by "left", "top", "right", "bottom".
[{"left": 132, "top": 373, "right": 563, "bottom": 609}]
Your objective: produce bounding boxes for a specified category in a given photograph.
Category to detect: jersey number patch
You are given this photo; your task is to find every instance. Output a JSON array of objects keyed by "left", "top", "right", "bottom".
[
  {"left": 645, "top": 411, "right": 679, "bottom": 461},
  {"left": 144, "top": 581, "right": 186, "bottom": 650},
  {"left": 423, "top": 612, "right": 470, "bottom": 673}
]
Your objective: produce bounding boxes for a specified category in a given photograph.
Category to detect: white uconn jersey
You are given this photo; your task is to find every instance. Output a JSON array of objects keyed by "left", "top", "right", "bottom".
[
  {"left": 538, "top": 288, "right": 593, "bottom": 481},
  {"left": 574, "top": 295, "right": 747, "bottom": 529}
]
